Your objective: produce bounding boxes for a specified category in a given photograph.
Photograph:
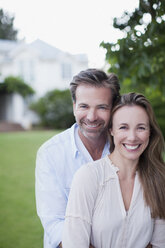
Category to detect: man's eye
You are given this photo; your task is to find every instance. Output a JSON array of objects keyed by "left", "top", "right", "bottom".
[
  {"left": 80, "top": 105, "right": 87, "bottom": 108},
  {"left": 98, "top": 106, "right": 109, "bottom": 110}
]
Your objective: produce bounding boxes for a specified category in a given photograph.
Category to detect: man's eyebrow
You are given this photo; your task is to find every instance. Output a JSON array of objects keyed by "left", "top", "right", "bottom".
[{"left": 78, "top": 102, "right": 88, "bottom": 105}]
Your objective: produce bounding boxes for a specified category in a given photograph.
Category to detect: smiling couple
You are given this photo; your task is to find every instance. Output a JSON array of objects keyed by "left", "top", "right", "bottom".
[{"left": 36, "top": 69, "right": 165, "bottom": 248}]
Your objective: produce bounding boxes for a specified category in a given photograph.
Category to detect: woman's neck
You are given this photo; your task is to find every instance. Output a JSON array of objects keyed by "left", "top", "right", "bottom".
[{"left": 109, "top": 151, "right": 138, "bottom": 180}]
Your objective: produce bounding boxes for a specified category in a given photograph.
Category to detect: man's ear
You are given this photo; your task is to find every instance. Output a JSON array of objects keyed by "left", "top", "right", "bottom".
[{"left": 73, "top": 102, "right": 76, "bottom": 116}]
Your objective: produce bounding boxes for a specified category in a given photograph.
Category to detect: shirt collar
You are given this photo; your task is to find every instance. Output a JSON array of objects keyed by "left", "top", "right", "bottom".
[
  {"left": 102, "top": 156, "right": 120, "bottom": 183},
  {"left": 71, "top": 123, "right": 110, "bottom": 159},
  {"left": 70, "top": 123, "right": 79, "bottom": 158}
]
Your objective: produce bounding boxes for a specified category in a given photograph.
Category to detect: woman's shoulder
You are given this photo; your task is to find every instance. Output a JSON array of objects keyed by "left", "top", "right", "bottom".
[{"left": 73, "top": 156, "right": 118, "bottom": 187}]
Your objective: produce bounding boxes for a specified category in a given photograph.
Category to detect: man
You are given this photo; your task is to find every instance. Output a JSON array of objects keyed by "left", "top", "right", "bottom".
[{"left": 35, "top": 68, "right": 120, "bottom": 248}]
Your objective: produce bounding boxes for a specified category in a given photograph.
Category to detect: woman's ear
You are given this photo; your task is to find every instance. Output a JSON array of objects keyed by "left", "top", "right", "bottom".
[{"left": 109, "top": 128, "right": 114, "bottom": 136}]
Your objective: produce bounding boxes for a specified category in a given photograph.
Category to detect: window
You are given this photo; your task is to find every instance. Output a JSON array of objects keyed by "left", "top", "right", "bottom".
[{"left": 61, "top": 63, "right": 72, "bottom": 79}]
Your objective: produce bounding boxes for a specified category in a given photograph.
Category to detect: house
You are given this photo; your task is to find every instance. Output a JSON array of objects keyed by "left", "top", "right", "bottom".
[{"left": 0, "top": 39, "right": 88, "bottom": 129}]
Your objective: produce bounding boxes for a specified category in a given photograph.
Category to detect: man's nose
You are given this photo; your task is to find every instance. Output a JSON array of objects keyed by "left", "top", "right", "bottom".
[{"left": 86, "top": 109, "right": 97, "bottom": 122}]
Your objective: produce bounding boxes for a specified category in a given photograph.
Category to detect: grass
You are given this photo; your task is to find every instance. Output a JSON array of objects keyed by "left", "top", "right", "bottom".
[
  {"left": 0, "top": 130, "right": 61, "bottom": 248},
  {"left": 1, "top": 130, "right": 164, "bottom": 248}
]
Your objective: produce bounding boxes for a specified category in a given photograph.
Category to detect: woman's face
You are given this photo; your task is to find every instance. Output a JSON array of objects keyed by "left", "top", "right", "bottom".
[{"left": 111, "top": 105, "right": 150, "bottom": 163}]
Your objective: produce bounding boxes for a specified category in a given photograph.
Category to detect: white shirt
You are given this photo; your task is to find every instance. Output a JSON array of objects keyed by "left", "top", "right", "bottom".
[
  {"left": 62, "top": 156, "right": 165, "bottom": 248},
  {"left": 35, "top": 123, "right": 110, "bottom": 248}
]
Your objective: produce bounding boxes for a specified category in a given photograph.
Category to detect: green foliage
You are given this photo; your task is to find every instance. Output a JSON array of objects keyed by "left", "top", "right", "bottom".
[
  {"left": 148, "top": 92, "right": 165, "bottom": 137},
  {"left": 30, "top": 89, "right": 75, "bottom": 129},
  {"left": 0, "top": 8, "right": 18, "bottom": 40},
  {"left": 0, "top": 130, "right": 59, "bottom": 248},
  {"left": 0, "top": 76, "right": 35, "bottom": 97},
  {"left": 100, "top": 0, "right": 165, "bottom": 136}
]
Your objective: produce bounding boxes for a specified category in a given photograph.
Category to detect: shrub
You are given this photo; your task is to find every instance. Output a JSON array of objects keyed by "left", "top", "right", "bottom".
[
  {"left": 30, "top": 89, "right": 75, "bottom": 129},
  {"left": 0, "top": 76, "right": 35, "bottom": 97}
]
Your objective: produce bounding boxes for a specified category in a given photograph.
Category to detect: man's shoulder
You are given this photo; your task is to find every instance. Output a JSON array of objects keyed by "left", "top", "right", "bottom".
[{"left": 38, "top": 124, "right": 76, "bottom": 152}]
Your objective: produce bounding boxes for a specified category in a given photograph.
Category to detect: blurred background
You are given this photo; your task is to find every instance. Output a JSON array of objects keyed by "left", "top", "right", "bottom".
[{"left": 0, "top": 0, "right": 164, "bottom": 247}]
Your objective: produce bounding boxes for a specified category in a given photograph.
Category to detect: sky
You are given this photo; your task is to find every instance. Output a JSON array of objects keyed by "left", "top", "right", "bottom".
[{"left": 0, "top": 0, "right": 139, "bottom": 67}]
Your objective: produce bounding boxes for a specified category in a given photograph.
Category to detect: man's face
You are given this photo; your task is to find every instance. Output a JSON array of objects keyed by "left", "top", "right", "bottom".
[{"left": 73, "top": 84, "right": 112, "bottom": 141}]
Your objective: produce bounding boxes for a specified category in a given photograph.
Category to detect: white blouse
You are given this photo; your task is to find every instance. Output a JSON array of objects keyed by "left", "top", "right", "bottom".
[{"left": 62, "top": 156, "right": 165, "bottom": 248}]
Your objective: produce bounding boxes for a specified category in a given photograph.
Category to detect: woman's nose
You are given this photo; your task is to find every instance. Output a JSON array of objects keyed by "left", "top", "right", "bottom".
[{"left": 127, "top": 129, "right": 137, "bottom": 141}]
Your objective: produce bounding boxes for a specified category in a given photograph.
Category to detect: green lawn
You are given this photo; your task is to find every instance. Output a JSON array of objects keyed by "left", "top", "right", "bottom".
[
  {"left": 1, "top": 130, "right": 164, "bottom": 248},
  {"left": 0, "top": 130, "right": 61, "bottom": 248}
]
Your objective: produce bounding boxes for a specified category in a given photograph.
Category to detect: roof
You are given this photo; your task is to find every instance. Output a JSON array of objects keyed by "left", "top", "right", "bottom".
[
  {"left": 29, "top": 39, "right": 88, "bottom": 62},
  {"left": 29, "top": 39, "right": 62, "bottom": 60},
  {"left": 0, "top": 38, "right": 88, "bottom": 63},
  {"left": 0, "top": 39, "right": 22, "bottom": 53}
]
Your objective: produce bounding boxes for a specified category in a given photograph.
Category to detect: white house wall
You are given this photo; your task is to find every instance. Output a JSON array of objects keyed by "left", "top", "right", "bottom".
[
  {"left": 33, "top": 60, "right": 61, "bottom": 96},
  {"left": 0, "top": 93, "right": 23, "bottom": 122},
  {"left": 12, "top": 49, "right": 38, "bottom": 87},
  {"left": 1, "top": 43, "right": 88, "bottom": 97},
  {"left": 3, "top": 93, "right": 39, "bottom": 129},
  {"left": 30, "top": 58, "right": 88, "bottom": 97}
]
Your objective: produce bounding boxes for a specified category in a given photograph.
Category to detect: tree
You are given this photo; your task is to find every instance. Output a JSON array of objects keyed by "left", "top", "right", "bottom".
[
  {"left": 100, "top": 0, "right": 165, "bottom": 136},
  {"left": 30, "top": 89, "right": 75, "bottom": 129},
  {"left": 0, "top": 8, "right": 18, "bottom": 40}
]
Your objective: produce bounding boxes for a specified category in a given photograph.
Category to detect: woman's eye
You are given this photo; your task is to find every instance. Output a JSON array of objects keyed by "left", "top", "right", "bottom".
[
  {"left": 138, "top": 126, "right": 145, "bottom": 130},
  {"left": 119, "top": 126, "right": 126, "bottom": 130}
]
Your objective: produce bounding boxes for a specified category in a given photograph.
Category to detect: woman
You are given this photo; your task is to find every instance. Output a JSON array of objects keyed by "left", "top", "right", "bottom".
[{"left": 62, "top": 93, "right": 165, "bottom": 248}]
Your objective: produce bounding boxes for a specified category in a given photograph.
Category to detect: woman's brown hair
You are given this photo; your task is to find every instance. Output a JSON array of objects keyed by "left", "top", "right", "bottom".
[{"left": 109, "top": 92, "right": 165, "bottom": 219}]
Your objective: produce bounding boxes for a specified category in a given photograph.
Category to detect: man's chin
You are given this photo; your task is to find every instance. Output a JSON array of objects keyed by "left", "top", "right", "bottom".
[
  {"left": 79, "top": 126, "right": 107, "bottom": 139},
  {"left": 82, "top": 130, "right": 104, "bottom": 140}
]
